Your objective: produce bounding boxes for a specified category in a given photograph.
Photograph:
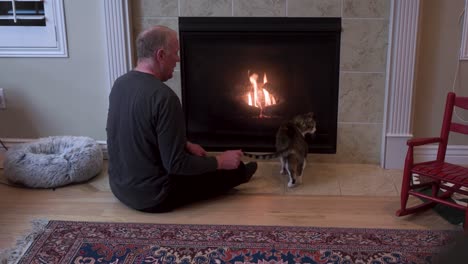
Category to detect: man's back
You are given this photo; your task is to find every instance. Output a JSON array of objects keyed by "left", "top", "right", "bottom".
[{"left": 106, "top": 71, "right": 171, "bottom": 210}]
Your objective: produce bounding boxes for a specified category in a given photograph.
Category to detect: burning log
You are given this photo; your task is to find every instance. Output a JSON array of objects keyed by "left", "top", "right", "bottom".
[{"left": 245, "top": 71, "right": 279, "bottom": 115}]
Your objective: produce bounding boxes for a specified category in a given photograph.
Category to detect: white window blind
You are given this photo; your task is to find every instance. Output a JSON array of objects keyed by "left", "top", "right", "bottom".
[
  {"left": 0, "top": 0, "right": 67, "bottom": 57},
  {"left": 0, "top": 0, "right": 45, "bottom": 26}
]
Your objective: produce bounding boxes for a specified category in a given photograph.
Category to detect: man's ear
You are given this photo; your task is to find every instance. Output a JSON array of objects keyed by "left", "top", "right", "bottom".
[{"left": 155, "top": 48, "right": 164, "bottom": 61}]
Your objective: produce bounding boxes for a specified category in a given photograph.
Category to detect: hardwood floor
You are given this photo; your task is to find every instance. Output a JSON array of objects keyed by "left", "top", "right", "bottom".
[{"left": 0, "top": 161, "right": 459, "bottom": 250}]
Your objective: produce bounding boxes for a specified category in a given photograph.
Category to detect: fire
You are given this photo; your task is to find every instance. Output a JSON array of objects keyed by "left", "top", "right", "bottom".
[{"left": 246, "top": 72, "right": 277, "bottom": 109}]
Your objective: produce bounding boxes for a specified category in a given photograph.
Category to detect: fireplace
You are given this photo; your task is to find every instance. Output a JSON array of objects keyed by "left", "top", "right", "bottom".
[{"left": 179, "top": 17, "right": 341, "bottom": 153}]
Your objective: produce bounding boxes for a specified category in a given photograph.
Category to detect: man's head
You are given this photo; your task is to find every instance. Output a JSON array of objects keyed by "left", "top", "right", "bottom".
[{"left": 136, "top": 26, "right": 180, "bottom": 81}]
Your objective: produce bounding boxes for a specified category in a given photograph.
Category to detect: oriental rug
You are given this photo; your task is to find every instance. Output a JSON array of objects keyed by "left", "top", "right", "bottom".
[{"left": 3, "top": 220, "right": 460, "bottom": 264}]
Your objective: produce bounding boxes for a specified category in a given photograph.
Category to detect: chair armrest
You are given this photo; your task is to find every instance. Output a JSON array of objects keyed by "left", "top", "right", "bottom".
[{"left": 407, "top": 137, "right": 441, "bottom": 147}]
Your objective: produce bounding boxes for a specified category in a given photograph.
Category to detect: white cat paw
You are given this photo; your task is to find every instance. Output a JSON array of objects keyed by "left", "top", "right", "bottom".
[{"left": 287, "top": 182, "right": 296, "bottom": 188}]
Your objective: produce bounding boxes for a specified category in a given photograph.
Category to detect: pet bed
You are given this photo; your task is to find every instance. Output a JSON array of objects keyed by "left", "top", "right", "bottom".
[{"left": 3, "top": 136, "right": 103, "bottom": 188}]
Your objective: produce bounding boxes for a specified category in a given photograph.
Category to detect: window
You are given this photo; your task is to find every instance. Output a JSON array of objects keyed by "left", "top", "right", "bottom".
[{"left": 0, "top": 0, "right": 67, "bottom": 57}]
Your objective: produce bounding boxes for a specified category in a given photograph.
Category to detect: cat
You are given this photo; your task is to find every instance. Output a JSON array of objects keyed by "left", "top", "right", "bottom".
[{"left": 243, "top": 112, "right": 316, "bottom": 187}]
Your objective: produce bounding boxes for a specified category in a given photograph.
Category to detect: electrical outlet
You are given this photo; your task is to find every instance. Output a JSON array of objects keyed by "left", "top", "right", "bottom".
[{"left": 0, "top": 88, "right": 5, "bottom": 109}]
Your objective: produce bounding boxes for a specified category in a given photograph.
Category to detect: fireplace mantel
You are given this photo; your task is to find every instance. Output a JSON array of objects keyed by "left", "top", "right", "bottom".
[{"left": 102, "top": 0, "right": 420, "bottom": 169}]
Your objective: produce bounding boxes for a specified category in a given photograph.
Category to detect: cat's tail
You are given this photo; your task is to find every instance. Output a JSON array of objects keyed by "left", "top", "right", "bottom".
[
  {"left": 242, "top": 152, "right": 279, "bottom": 160},
  {"left": 243, "top": 149, "right": 288, "bottom": 160}
]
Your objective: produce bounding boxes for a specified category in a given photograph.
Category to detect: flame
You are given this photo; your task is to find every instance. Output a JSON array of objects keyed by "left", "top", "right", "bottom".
[
  {"left": 249, "top": 73, "right": 260, "bottom": 107},
  {"left": 263, "top": 89, "right": 272, "bottom": 106},
  {"left": 246, "top": 72, "right": 277, "bottom": 109}
]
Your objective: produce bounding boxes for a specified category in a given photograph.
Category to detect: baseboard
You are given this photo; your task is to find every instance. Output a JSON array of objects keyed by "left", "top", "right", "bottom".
[
  {"left": 383, "top": 135, "right": 412, "bottom": 169},
  {"left": 2, "top": 137, "right": 467, "bottom": 168},
  {"left": 382, "top": 134, "right": 468, "bottom": 169},
  {"left": 98, "top": 140, "right": 108, "bottom": 160},
  {"left": 414, "top": 145, "right": 468, "bottom": 165},
  {"left": 0, "top": 138, "right": 109, "bottom": 168}
]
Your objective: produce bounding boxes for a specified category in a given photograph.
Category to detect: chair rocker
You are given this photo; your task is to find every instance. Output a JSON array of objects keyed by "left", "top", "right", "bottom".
[{"left": 396, "top": 92, "right": 468, "bottom": 230}]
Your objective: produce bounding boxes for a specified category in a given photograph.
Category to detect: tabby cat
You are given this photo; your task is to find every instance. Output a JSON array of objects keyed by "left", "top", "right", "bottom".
[{"left": 243, "top": 112, "right": 316, "bottom": 187}]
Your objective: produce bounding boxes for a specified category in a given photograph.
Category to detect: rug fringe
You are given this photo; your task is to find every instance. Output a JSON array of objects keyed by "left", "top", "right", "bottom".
[{"left": 0, "top": 219, "right": 49, "bottom": 264}]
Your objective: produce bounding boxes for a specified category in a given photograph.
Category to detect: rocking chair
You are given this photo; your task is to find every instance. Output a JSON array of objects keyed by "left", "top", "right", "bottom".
[{"left": 396, "top": 92, "right": 468, "bottom": 230}]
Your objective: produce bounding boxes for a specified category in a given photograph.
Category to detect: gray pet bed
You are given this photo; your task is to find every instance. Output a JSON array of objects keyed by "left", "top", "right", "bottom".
[{"left": 4, "top": 136, "right": 103, "bottom": 188}]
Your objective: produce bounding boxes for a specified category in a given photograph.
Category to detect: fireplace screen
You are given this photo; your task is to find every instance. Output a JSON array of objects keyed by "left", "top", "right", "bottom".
[{"left": 179, "top": 17, "right": 341, "bottom": 153}]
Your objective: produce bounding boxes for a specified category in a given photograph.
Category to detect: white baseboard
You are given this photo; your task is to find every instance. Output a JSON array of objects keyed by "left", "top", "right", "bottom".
[
  {"left": 383, "top": 134, "right": 468, "bottom": 169},
  {"left": 0, "top": 138, "right": 109, "bottom": 166},
  {"left": 1, "top": 138, "right": 467, "bottom": 168},
  {"left": 99, "top": 140, "right": 108, "bottom": 160},
  {"left": 383, "top": 135, "right": 412, "bottom": 169},
  {"left": 414, "top": 145, "right": 468, "bottom": 165}
]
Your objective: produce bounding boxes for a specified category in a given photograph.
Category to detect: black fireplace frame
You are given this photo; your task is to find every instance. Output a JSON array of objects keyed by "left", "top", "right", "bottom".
[{"left": 179, "top": 17, "right": 341, "bottom": 153}]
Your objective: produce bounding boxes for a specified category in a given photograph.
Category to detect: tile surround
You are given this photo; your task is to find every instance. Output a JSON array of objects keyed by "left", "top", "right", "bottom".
[
  {"left": 132, "top": 0, "right": 391, "bottom": 164},
  {"left": 311, "top": 123, "right": 382, "bottom": 164},
  {"left": 343, "top": 0, "right": 390, "bottom": 18},
  {"left": 134, "top": 17, "right": 178, "bottom": 35},
  {"left": 288, "top": 0, "right": 341, "bottom": 17},
  {"left": 340, "top": 19, "right": 389, "bottom": 72},
  {"left": 338, "top": 72, "right": 385, "bottom": 123},
  {"left": 233, "top": 0, "right": 286, "bottom": 17},
  {"left": 180, "top": 0, "right": 232, "bottom": 17},
  {"left": 131, "top": 0, "right": 178, "bottom": 17}
]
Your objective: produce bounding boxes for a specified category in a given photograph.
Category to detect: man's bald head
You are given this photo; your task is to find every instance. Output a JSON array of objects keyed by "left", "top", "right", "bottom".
[{"left": 136, "top": 26, "right": 177, "bottom": 60}]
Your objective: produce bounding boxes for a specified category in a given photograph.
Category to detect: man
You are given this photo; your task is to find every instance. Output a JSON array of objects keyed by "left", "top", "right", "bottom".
[{"left": 106, "top": 26, "right": 257, "bottom": 213}]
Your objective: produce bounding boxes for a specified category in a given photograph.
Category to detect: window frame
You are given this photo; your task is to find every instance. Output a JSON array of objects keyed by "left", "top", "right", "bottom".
[{"left": 0, "top": 0, "right": 68, "bottom": 57}]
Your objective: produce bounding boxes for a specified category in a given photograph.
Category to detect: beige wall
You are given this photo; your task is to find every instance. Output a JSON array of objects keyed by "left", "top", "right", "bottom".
[
  {"left": 414, "top": 0, "right": 468, "bottom": 144},
  {"left": 0, "top": 0, "right": 109, "bottom": 141}
]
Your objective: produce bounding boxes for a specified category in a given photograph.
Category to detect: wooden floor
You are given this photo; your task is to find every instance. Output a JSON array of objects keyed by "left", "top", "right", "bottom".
[{"left": 0, "top": 161, "right": 459, "bottom": 250}]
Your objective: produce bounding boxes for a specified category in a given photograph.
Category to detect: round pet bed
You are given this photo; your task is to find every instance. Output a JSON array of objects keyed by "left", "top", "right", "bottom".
[{"left": 4, "top": 136, "right": 103, "bottom": 188}]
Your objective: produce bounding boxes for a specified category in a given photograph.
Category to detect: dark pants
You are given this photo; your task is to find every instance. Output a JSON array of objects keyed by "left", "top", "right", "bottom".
[{"left": 141, "top": 162, "right": 248, "bottom": 213}]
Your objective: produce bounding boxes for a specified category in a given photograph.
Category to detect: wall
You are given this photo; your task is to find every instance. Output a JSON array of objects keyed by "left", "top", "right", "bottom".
[
  {"left": 0, "top": 0, "right": 109, "bottom": 141},
  {"left": 132, "top": 0, "right": 390, "bottom": 163},
  {"left": 3, "top": 0, "right": 463, "bottom": 164},
  {"left": 414, "top": 0, "right": 468, "bottom": 144}
]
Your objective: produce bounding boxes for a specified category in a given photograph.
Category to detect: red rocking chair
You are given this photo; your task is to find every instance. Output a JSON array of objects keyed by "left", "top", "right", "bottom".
[{"left": 396, "top": 92, "right": 468, "bottom": 230}]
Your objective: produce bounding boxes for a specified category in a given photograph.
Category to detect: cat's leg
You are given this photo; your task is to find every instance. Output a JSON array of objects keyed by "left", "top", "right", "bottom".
[
  {"left": 279, "top": 157, "right": 287, "bottom": 175},
  {"left": 286, "top": 157, "right": 298, "bottom": 188},
  {"left": 296, "top": 160, "right": 306, "bottom": 185},
  {"left": 296, "top": 175, "right": 303, "bottom": 185}
]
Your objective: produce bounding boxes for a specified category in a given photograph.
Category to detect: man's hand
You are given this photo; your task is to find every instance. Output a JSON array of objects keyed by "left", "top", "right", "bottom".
[
  {"left": 186, "top": 141, "right": 207, "bottom": 157},
  {"left": 216, "top": 150, "right": 242, "bottom": 170}
]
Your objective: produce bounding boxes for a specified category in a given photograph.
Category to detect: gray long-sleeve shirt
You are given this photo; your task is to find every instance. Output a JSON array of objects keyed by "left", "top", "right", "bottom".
[{"left": 106, "top": 71, "right": 217, "bottom": 210}]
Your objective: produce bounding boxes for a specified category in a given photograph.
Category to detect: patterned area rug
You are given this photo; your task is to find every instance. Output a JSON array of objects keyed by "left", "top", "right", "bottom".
[{"left": 6, "top": 220, "right": 460, "bottom": 264}]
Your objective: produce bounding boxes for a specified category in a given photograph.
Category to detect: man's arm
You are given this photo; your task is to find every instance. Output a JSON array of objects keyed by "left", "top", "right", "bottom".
[
  {"left": 155, "top": 93, "right": 217, "bottom": 175},
  {"left": 186, "top": 141, "right": 207, "bottom": 157}
]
